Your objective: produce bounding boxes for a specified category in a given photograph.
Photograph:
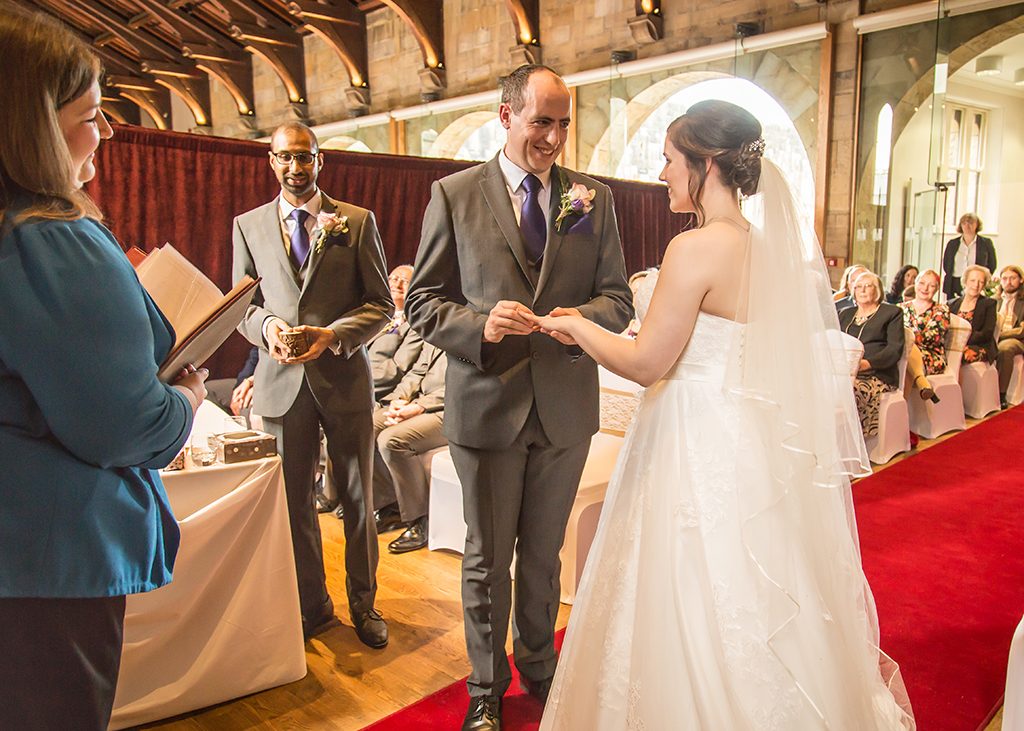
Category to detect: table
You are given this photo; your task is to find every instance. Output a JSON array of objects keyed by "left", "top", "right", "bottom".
[{"left": 108, "top": 403, "right": 306, "bottom": 730}]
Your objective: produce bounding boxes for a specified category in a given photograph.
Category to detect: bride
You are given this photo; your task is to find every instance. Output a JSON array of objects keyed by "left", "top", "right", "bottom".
[{"left": 529, "top": 100, "right": 915, "bottom": 730}]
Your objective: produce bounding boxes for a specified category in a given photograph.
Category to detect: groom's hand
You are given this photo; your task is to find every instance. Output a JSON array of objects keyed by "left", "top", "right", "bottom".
[
  {"left": 545, "top": 307, "right": 583, "bottom": 346},
  {"left": 483, "top": 301, "right": 537, "bottom": 343}
]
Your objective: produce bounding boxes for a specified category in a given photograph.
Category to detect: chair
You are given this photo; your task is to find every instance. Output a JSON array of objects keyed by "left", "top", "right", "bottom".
[
  {"left": 866, "top": 328, "right": 912, "bottom": 464},
  {"left": 427, "top": 368, "right": 644, "bottom": 604},
  {"left": 960, "top": 360, "right": 1001, "bottom": 418},
  {"left": 958, "top": 309, "right": 1001, "bottom": 418},
  {"left": 908, "top": 314, "right": 970, "bottom": 438},
  {"left": 1008, "top": 354, "right": 1024, "bottom": 407},
  {"left": 1004, "top": 614, "right": 1024, "bottom": 731}
]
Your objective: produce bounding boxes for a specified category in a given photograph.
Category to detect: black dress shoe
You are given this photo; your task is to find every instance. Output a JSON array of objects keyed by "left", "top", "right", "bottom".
[
  {"left": 388, "top": 517, "right": 428, "bottom": 554},
  {"left": 315, "top": 492, "right": 337, "bottom": 514},
  {"left": 374, "top": 504, "right": 406, "bottom": 533},
  {"left": 462, "top": 695, "right": 502, "bottom": 731},
  {"left": 351, "top": 607, "right": 389, "bottom": 648},
  {"left": 302, "top": 600, "right": 340, "bottom": 641},
  {"left": 520, "top": 675, "right": 552, "bottom": 703}
]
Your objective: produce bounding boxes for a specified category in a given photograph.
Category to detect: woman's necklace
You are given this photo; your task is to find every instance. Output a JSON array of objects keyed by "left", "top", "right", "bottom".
[
  {"left": 703, "top": 215, "right": 750, "bottom": 232},
  {"left": 845, "top": 306, "right": 879, "bottom": 338}
]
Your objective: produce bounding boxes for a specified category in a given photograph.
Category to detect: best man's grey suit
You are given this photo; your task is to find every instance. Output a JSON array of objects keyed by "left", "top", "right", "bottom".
[
  {"left": 233, "top": 194, "right": 393, "bottom": 623},
  {"left": 406, "top": 155, "right": 632, "bottom": 697}
]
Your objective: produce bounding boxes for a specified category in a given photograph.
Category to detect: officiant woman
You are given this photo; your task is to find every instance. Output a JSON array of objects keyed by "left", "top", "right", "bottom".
[{"left": 0, "top": 6, "right": 207, "bottom": 730}]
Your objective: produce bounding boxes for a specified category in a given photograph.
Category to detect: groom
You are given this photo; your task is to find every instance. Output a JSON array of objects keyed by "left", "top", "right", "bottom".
[{"left": 405, "top": 65, "right": 632, "bottom": 730}]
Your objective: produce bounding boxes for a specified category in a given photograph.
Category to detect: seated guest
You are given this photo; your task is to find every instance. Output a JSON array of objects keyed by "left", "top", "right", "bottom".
[
  {"left": 834, "top": 264, "right": 867, "bottom": 311},
  {"left": 942, "top": 212, "right": 996, "bottom": 301},
  {"left": 0, "top": 9, "right": 205, "bottom": 729},
  {"left": 897, "top": 285, "right": 938, "bottom": 402},
  {"left": 948, "top": 265, "right": 997, "bottom": 365},
  {"left": 839, "top": 273, "right": 904, "bottom": 438},
  {"left": 372, "top": 343, "right": 448, "bottom": 554},
  {"left": 368, "top": 264, "right": 423, "bottom": 402},
  {"left": 900, "top": 269, "right": 950, "bottom": 376},
  {"left": 996, "top": 265, "right": 1024, "bottom": 408},
  {"left": 886, "top": 265, "right": 919, "bottom": 305},
  {"left": 207, "top": 346, "right": 258, "bottom": 417}
]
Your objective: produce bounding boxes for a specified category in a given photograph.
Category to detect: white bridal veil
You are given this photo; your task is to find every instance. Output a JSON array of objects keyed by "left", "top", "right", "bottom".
[{"left": 727, "top": 158, "right": 916, "bottom": 728}]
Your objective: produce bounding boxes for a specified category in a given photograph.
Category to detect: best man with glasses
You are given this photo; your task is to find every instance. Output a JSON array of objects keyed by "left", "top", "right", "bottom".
[{"left": 232, "top": 122, "right": 394, "bottom": 647}]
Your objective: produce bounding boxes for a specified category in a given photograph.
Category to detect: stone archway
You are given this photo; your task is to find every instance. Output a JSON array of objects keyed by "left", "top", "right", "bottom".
[
  {"left": 321, "top": 135, "right": 372, "bottom": 152},
  {"left": 429, "top": 111, "right": 500, "bottom": 159}
]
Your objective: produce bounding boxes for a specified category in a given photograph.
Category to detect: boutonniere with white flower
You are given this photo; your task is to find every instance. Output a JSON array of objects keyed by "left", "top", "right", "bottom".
[
  {"left": 554, "top": 175, "right": 596, "bottom": 231},
  {"left": 314, "top": 211, "right": 349, "bottom": 254}
]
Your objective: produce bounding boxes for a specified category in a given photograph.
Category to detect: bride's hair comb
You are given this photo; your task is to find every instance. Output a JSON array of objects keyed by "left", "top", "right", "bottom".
[{"left": 742, "top": 137, "right": 766, "bottom": 158}]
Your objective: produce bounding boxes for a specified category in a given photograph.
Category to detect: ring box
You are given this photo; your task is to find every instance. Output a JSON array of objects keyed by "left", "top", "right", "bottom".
[
  {"left": 279, "top": 331, "right": 309, "bottom": 358},
  {"left": 221, "top": 431, "right": 278, "bottom": 463}
]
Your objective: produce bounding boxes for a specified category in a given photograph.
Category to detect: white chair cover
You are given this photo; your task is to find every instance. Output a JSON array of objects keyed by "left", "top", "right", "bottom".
[{"left": 866, "top": 328, "right": 912, "bottom": 464}]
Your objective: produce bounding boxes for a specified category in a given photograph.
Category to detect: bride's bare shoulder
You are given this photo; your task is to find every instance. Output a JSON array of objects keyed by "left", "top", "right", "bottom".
[{"left": 664, "top": 224, "right": 745, "bottom": 268}]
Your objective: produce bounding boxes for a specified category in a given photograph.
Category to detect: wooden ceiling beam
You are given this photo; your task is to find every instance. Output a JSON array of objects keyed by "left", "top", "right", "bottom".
[
  {"left": 66, "top": 0, "right": 179, "bottom": 61},
  {"left": 288, "top": 0, "right": 369, "bottom": 112},
  {"left": 132, "top": 0, "right": 257, "bottom": 119},
  {"left": 503, "top": 0, "right": 541, "bottom": 65},
  {"left": 379, "top": 0, "right": 445, "bottom": 93}
]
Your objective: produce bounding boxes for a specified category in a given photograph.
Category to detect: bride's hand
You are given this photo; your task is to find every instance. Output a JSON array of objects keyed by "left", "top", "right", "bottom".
[{"left": 533, "top": 307, "right": 582, "bottom": 346}]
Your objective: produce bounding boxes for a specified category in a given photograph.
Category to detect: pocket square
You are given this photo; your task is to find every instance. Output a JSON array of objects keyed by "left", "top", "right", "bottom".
[{"left": 566, "top": 215, "right": 593, "bottom": 235}]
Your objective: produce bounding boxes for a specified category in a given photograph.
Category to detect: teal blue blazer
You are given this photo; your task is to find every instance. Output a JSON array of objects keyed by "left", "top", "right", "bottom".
[{"left": 0, "top": 212, "right": 191, "bottom": 598}]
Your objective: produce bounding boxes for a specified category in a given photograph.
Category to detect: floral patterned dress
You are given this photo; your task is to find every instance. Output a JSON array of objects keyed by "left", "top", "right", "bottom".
[
  {"left": 958, "top": 309, "right": 990, "bottom": 363},
  {"left": 899, "top": 301, "right": 950, "bottom": 375}
]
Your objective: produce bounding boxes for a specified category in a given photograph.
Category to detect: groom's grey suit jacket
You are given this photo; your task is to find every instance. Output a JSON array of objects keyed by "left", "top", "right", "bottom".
[
  {"left": 232, "top": 195, "right": 393, "bottom": 418},
  {"left": 406, "top": 156, "right": 633, "bottom": 449}
]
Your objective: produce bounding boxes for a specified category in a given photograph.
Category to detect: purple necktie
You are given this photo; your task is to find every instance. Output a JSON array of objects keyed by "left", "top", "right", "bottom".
[
  {"left": 289, "top": 208, "right": 311, "bottom": 268},
  {"left": 520, "top": 173, "right": 546, "bottom": 265}
]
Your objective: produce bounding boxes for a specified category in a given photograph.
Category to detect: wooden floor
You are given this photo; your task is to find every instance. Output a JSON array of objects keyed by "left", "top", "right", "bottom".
[{"left": 147, "top": 413, "right": 1008, "bottom": 731}]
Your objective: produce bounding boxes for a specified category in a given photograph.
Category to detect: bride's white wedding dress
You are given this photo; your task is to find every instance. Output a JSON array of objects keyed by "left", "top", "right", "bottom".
[{"left": 539, "top": 274, "right": 914, "bottom": 730}]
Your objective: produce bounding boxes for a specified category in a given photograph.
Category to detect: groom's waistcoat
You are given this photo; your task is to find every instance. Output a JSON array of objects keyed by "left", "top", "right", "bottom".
[{"left": 406, "top": 157, "right": 633, "bottom": 450}]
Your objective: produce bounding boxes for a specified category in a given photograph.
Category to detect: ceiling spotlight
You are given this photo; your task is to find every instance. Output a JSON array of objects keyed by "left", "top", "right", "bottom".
[
  {"left": 975, "top": 56, "right": 1002, "bottom": 77},
  {"left": 1015, "top": 68, "right": 1024, "bottom": 86}
]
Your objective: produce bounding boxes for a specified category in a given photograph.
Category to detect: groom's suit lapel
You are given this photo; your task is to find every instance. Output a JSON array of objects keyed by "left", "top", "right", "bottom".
[
  {"left": 535, "top": 165, "right": 565, "bottom": 302},
  {"left": 300, "top": 195, "right": 334, "bottom": 296},
  {"left": 261, "top": 199, "right": 301, "bottom": 296},
  {"left": 478, "top": 157, "right": 535, "bottom": 293}
]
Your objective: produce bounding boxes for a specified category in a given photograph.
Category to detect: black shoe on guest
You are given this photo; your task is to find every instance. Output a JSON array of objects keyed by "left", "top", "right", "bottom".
[
  {"left": 334, "top": 504, "right": 344, "bottom": 520},
  {"left": 302, "top": 598, "right": 340, "bottom": 641},
  {"left": 1001, "top": 395, "right": 1010, "bottom": 410},
  {"left": 374, "top": 504, "right": 406, "bottom": 533},
  {"left": 351, "top": 607, "right": 389, "bottom": 648},
  {"left": 462, "top": 695, "right": 502, "bottom": 731},
  {"left": 388, "top": 517, "right": 428, "bottom": 554},
  {"left": 315, "top": 491, "right": 337, "bottom": 514},
  {"left": 520, "top": 675, "right": 553, "bottom": 704}
]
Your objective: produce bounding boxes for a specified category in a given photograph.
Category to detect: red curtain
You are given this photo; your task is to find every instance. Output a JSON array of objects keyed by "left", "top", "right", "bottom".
[{"left": 88, "top": 125, "right": 688, "bottom": 376}]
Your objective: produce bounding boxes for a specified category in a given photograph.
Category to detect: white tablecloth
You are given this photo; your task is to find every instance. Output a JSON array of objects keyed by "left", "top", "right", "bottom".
[{"left": 109, "top": 404, "right": 306, "bottom": 730}]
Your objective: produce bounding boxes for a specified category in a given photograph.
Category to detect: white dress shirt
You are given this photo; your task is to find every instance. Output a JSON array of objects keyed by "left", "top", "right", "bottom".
[
  {"left": 277, "top": 188, "right": 323, "bottom": 258},
  {"left": 953, "top": 236, "right": 977, "bottom": 278},
  {"left": 498, "top": 150, "right": 552, "bottom": 228}
]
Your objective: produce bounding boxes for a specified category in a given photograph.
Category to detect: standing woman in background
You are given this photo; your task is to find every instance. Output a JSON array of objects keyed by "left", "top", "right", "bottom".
[
  {"left": 0, "top": 6, "right": 207, "bottom": 730},
  {"left": 941, "top": 213, "right": 996, "bottom": 301}
]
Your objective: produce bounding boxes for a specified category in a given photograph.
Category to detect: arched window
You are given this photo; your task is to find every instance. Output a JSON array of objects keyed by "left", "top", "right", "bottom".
[
  {"left": 873, "top": 104, "right": 893, "bottom": 207},
  {"left": 615, "top": 77, "right": 815, "bottom": 227}
]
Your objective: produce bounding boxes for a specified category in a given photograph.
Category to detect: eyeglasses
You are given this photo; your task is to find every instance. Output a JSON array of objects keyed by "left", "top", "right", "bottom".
[{"left": 270, "top": 151, "right": 317, "bottom": 165}]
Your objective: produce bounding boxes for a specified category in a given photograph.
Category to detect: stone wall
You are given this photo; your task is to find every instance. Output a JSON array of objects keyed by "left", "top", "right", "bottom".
[{"left": 184, "top": 0, "right": 948, "bottom": 267}]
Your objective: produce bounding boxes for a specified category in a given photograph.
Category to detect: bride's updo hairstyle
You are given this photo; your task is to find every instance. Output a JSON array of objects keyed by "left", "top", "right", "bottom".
[{"left": 666, "top": 100, "right": 764, "bottom": 225}]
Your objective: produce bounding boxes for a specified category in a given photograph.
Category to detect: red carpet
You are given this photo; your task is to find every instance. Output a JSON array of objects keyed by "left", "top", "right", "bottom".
[{"left": 365, "top": 407, "right": 1024, "bottom": 730}]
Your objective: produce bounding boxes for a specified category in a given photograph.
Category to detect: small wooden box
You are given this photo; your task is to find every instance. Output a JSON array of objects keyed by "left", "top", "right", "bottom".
[{"left": 221, "top": 431, "right": 278, "bottom": 463}]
